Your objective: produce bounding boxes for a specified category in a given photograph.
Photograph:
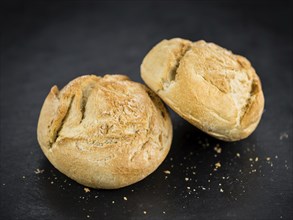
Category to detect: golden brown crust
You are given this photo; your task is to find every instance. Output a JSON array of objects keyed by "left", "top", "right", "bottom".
[
  {"left": 141, "top": 38, "right": 264, "bottom": 141},
  {"left": 37, "top": 74, "right": 172, "bottom": 189}
]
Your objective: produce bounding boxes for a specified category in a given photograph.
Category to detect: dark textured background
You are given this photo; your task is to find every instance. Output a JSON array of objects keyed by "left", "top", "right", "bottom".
[{"left": 0, "top": 1, "right": 292, "bottom": 219}]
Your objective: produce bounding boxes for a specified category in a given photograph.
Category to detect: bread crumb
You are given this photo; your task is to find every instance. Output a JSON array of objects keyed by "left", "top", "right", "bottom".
[
  {"left": 214, "top": 162, "right": 221, "bottom": 170},
  {"left": 87, "top": 215, "right": 90, "bottom": 218},
  {"left": 22, "top": 176, "right": 26, "bottom": 179},
  {"left": 2, "top": 183, "right": 5, "bottom": 186},
  {"left": 95, "top": 195, "right": 98, "bottom": 198},
  {"left": 163, "top": 211, "right": 166, "bottom": 214},
  {"left": 185, "top": 177, "right": 189, "bottom": 181},
  {"left": 255, "top": 157, "right": 259, "bottom": 162},
  {"left": 84, "top": 187, "right": 90, "bottom": 193},
  {"left": 220, "top": 188, "right": 224, "bottom": 192},
  {"left": 187, "top": 186, "right": 190, "bottom": 190},
  {"left": 51, "top": 181, "right": 54, "bottom": 184},
  {"left": 143, "top": 211, "right": 147, "bottom": 214},
  {"left": 280, "top": 132, "right": 288, "bottom": 140},
  {"left": 123, "top": 196, "right": 127, "bottom": 201},
  {"left": 34, "top": 169, "right": 45, "bottom": 174},
  {"left": 214, "top": 144, "right": 222, "bottom": 154},
  {"left": 249, "top": 158, "right": 253, "bottom": 161},
  {"left": 252, "top": 169, "right": 256, "bottom": 172},
  {"left": 164, "top": 170, "right": 171, "bottom": 174},
  {"left": 236, "top": 153, "right": 240, "bottom": 158},
  {"left": 266, "top": 157, "right": 271, "bottom": 161},
  {"left": 112, "top": 201, "right": 115, "bottom": 204}
]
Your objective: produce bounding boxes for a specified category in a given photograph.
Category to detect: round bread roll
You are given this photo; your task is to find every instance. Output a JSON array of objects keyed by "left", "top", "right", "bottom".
[
  {"left": 37, "top": 74, "right": 172, "bottom": 189},
  {"left": 141, "top": 38, "right": 264, "bottom": 141}
]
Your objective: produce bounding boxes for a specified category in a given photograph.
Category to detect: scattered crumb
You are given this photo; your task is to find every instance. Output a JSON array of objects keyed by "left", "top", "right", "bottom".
[
  {"left": 185, "top": 177, "right": 189, "bottom": 181},
  {"left": 164, "top": 170, "right": 171, "bottom": 174},
  {"left": 255, "top": 157, "right": 259, "bottom": 162},
  {"left": 112, "top": 201, "right": 115, "bottom": 204},
  {"left": 252, "top": 169, "right": 256, "bottom": 173},
  {"left": 236, "top": 153, "right": 240, "bottom": 158},
  {"left": 187, "top": 186, "right": 191, "bottom": 190},
  {"left": 249, "top": 158, "right": 253, "bottom": 161},
  {"left": 280, "top": 132, "right": 288, "bottom": 140},
  {"left": 275, "top": 155, "right": 278, "bottom": 159},
  {"left": 214, "top": 162, "right": 221, "bottom": 170},
  {"left": 214, "top": 144, "right": 222, "bottom": 154},
  {"left": 163, "top": 211, "right": 166, "bottom": 214},
  {"left": 51, "top": 181, "right": 54, "bottom": 184},
  {"left": 87, "top": 215, "right": 90, "bottom": 218},
  {"left": 95, "top": 195, "right": 98, "bottom": 198},
  {"left": 34, "top": 169, "right": 44, "bottom": 174},
  {"left": 266, "top": 157, "right": 271, "bottom": 161},
  {"left": 123, "top": 196, "right": 127, "bottom": 201},
  {"left": 220, "top": 188, "right": 224, "bottom": 192},
  {"left": 84, "top": 187, "right": 90, "bottom": 193},
  {"left": 143, "top": 211, "right": 147, "bottom": 214},
  {"left": 22, "top": 176, "right": 26, "bottom": 179}
]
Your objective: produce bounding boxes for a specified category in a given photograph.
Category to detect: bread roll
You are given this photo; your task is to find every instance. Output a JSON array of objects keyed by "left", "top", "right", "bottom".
[
  {"left": 141, "top": 38, "right": 264, "bottom": 141},
  {"left": 37, "top": 74, "right": 172, "bottom": 189}
]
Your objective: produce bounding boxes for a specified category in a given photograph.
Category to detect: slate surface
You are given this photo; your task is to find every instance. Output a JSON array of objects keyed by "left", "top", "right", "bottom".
[{"left": 0, "top": 1, "right": 292, "bottom": 219}]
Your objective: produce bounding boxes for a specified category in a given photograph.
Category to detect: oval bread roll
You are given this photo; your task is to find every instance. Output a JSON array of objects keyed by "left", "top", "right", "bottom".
[
  {"left": 141, "top": 38, "right": 264, "bottom": 141},
  {"left": 37, "top": 74, "right": 172, "bottom": 189}
]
